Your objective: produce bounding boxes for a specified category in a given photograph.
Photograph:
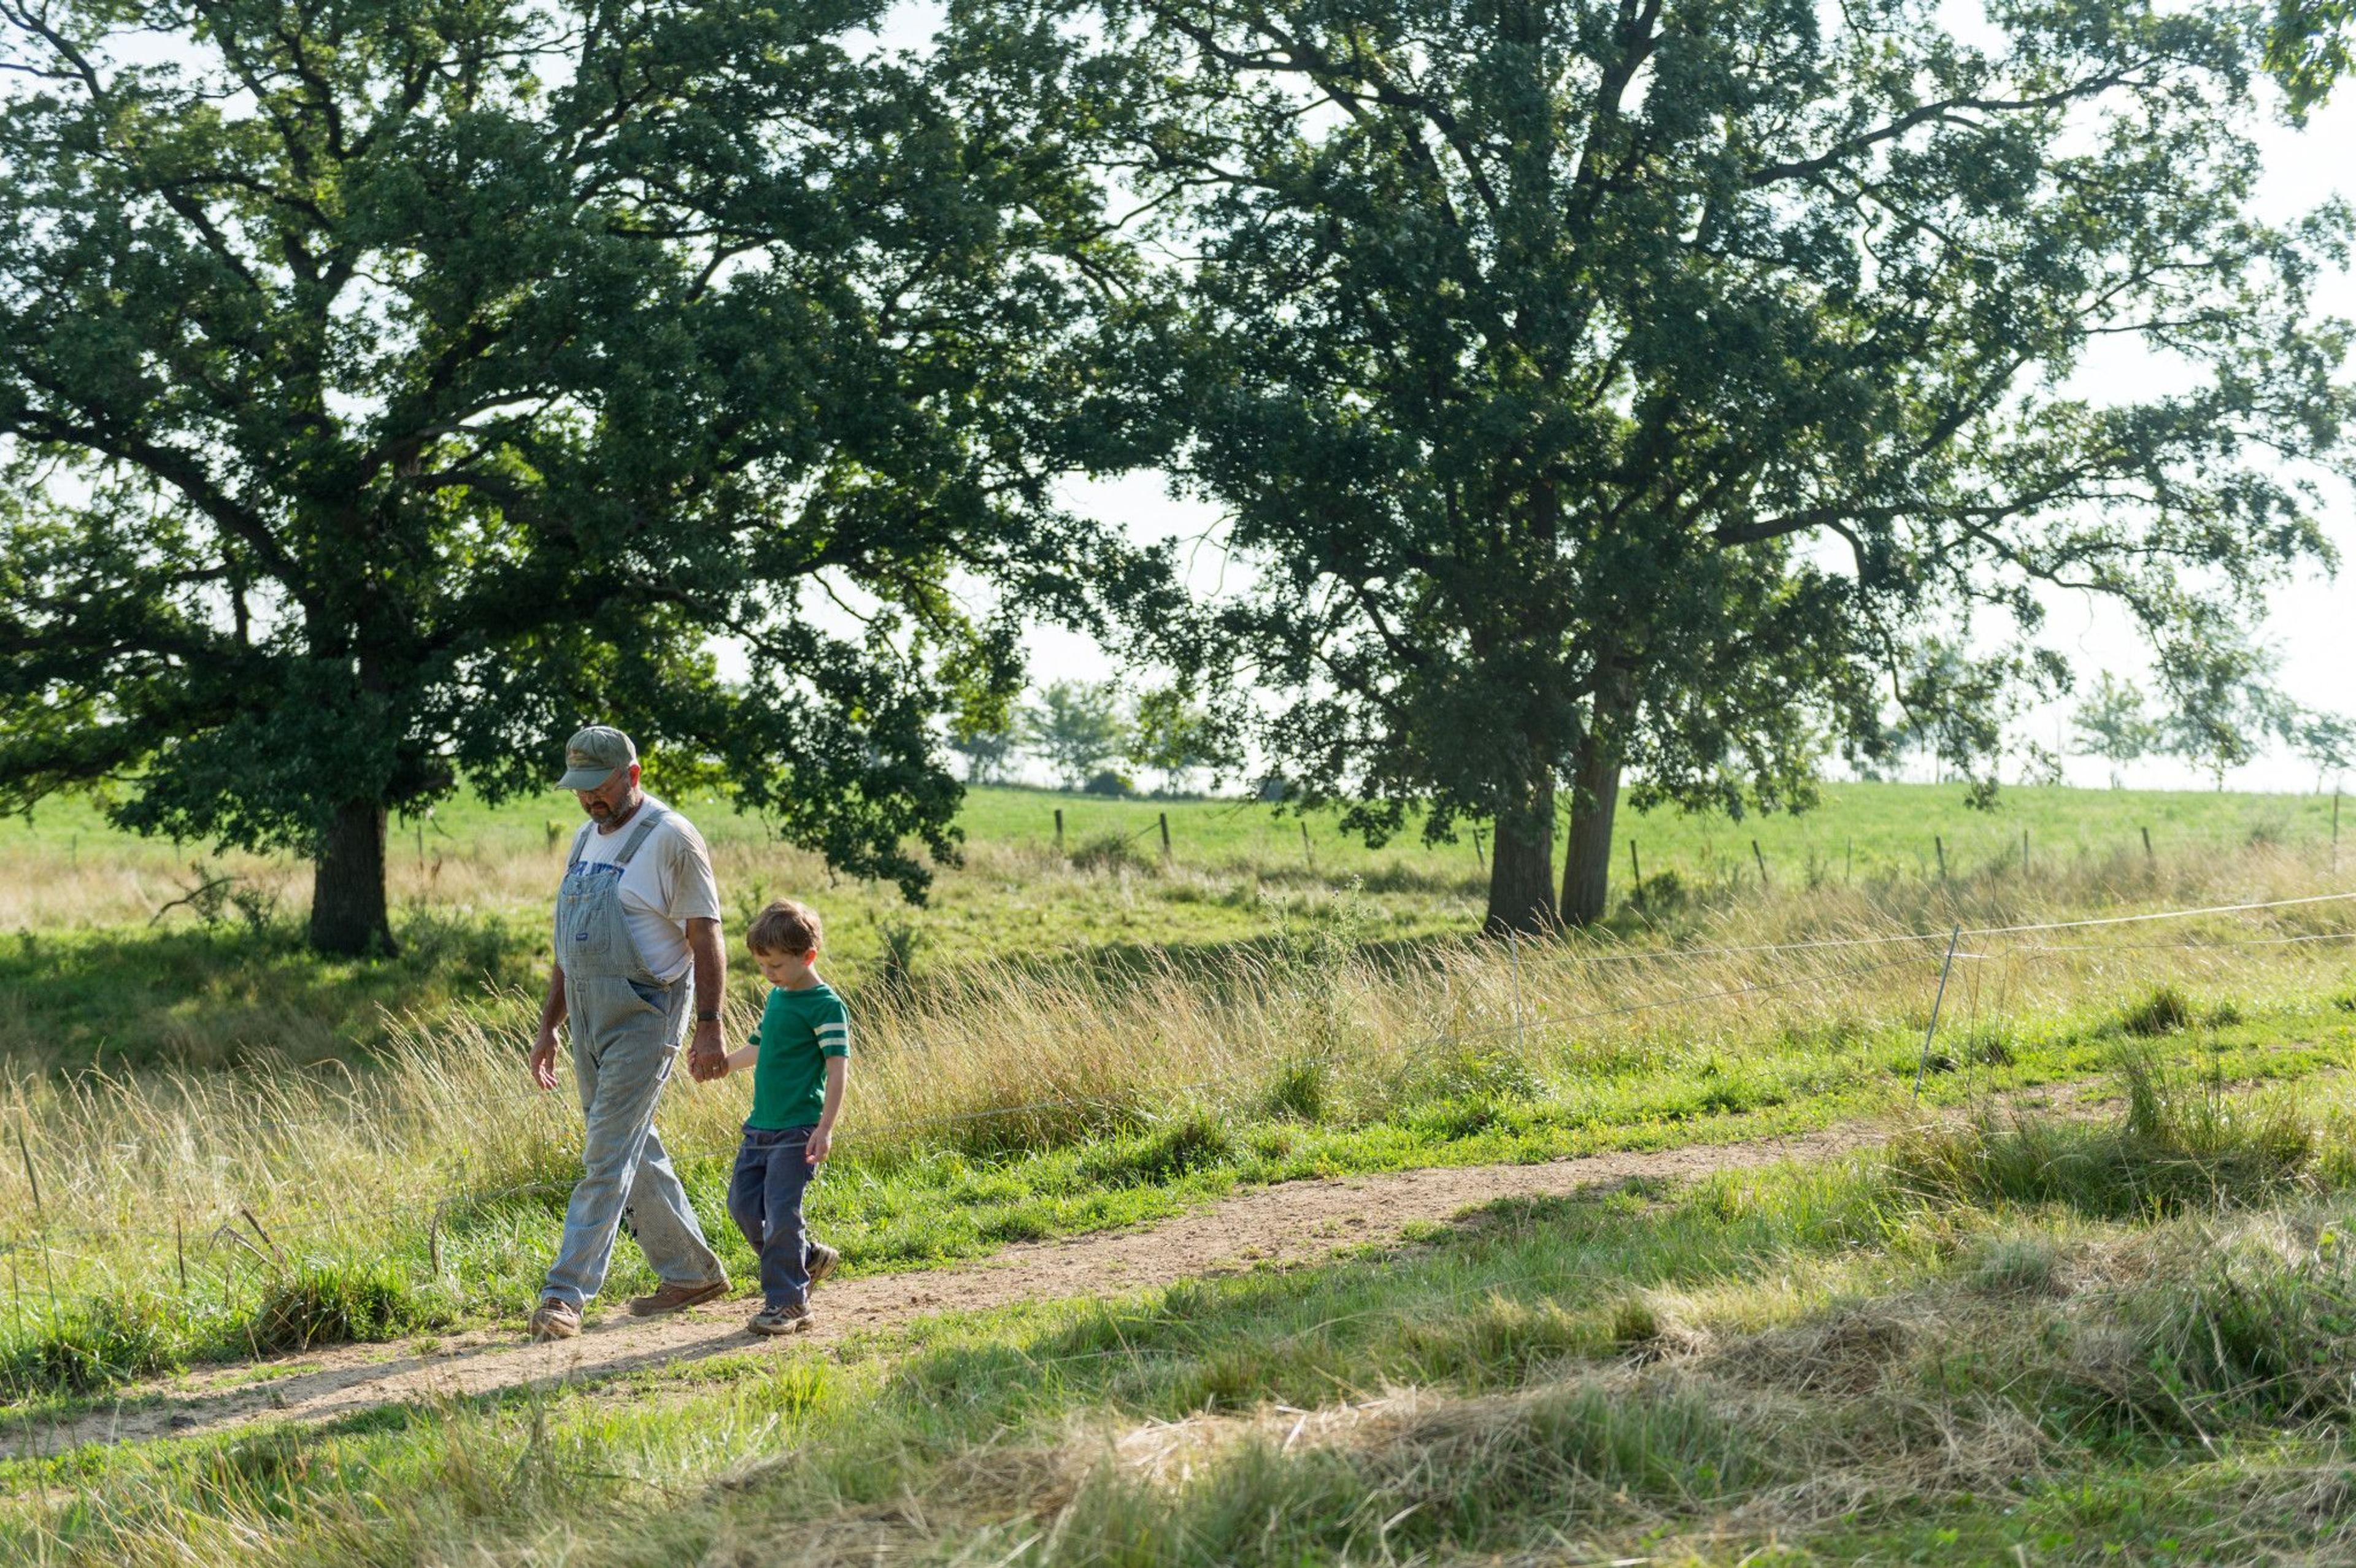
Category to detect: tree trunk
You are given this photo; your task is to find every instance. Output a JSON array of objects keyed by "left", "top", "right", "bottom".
[
  {"left": 309, "top": 799, "right": 396, "bottom": 956},
  {"left": 1561, "top": 731, "right": 1622, "bottom": 927},
  {"left": 1563, "top": 668, "right": 1633, "bottom": 926},
  {"left": 1483, "top": 775, "right": 1557, "bottom": 935}
]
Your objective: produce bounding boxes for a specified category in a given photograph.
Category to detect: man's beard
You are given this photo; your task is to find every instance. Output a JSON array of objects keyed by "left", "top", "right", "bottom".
[{"left": 587, "top": 799, "right": 612, "bottom": 819}]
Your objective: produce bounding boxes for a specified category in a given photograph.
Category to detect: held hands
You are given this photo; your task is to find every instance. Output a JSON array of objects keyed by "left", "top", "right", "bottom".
[{"left": 687, "top": 1018, "right": 728, "bottom": 1083}]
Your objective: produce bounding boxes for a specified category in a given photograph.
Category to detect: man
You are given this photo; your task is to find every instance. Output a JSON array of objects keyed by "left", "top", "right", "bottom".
[{"left": 523, "top": 725, "right": 733, "bottom": 1340}]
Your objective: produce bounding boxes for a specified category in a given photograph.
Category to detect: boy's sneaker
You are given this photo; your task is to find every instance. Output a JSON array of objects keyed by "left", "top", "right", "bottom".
[
  {"left": 626, "top": 1275, "right": 731, "bottom": 1316},
  {"left": 747, "top": 1301, "right": 812, "bottom": 1337},
  {"left": 528, "top": 1297, "right": 580, "bottom": 1342},
  {"left": 806, "top": 1242, "right": 840, "bottom": 1288}
]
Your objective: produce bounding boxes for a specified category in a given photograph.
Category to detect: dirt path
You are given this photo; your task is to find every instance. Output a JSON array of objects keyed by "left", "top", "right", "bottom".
[{"left": 3, "top": 1112, "right": 1978, "bottom": 1458}]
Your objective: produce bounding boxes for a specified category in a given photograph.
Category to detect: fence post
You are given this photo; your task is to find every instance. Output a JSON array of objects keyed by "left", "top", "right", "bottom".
[
  {"left": 1053, "top": 808, "right": 1064, "bottom": 854},
  {"left": 2022, "top": 828, "right": 2030, "bottom": 877},
  {"left": 1934, "top": 835, "right": 1947, "bottom": 880},
  {"left": 1472, "top": 827, "right": 1485, "bottom": 870},
  {"left": 1912, "top": 926, "right": 1963, "bottom": 1102},
  {"left": 1628, "top": 838, "right": 1642, "bottom": 902},
  {"left": 1301, "top": 820, "right": 1314, "bottom": 867},
  {"left": 1752, "top": 839, "right": 1769, "bottom": 888},
  {"left": 2141, "top": 825, "right": 2154, "bottom": 864}
]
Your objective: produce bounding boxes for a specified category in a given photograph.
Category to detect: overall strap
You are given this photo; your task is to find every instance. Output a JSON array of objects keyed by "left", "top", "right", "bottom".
[
  {"left": 566, "top": 821, "right": 595, "bottom": 869},
  {"left": 611, "top": 804, "right": 669, "bottom": 869}
]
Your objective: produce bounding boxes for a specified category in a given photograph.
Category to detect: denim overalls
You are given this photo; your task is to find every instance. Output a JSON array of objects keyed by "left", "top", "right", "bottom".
[{"left": 542, "top": 806, "right": 724, "bottom": 1309}]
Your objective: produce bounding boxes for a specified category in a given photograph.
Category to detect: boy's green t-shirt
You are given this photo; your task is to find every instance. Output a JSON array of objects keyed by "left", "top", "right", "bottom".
[{"left": 745, "top": 981, "right": 850, "bottom": 1130}]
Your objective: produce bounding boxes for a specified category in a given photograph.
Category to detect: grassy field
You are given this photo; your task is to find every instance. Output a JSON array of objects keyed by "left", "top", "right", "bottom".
[
  {"left": 10, "top": 778, "right": 2344, "bottom": 924},
  {"left": 12, "top": 1060, "right": 2356, "bottom": 1563},
  {"left": 0, "top": 832, "right": 2350, "bottom": 1394},
  {"left": 3, "top": 780, "right": 2348, "bottom": 1070},
  {"left": 7, "top": 783, "right": 2356, "bottom": 1562}
]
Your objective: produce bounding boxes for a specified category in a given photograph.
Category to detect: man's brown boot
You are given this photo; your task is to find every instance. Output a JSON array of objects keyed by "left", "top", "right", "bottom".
[
  {"left": 528, "top": 1297, "right": 581, "bottom": 1341},
  {"left": 627, "top": 1275, "right": 731, "bottom": 1316}
]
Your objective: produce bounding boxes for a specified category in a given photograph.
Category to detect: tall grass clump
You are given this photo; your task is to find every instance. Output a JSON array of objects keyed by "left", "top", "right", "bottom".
[
  {"left": 250, "top": 1259, "right": 452, "bottom": 1354},
  {"left": 1038, "top": 1384, "right": 1792, "bottom": 1566},
  {"left": 1890, "top": 1048, "right": 2317, "bottom": 1218},
  {"left": 1, "top": 1291, "right": 181, "bottom": 1396}
]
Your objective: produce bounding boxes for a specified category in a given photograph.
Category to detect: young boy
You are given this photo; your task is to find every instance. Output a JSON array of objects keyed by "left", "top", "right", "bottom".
[{"left": 720, "top": 898, "right": 848, "bottom": 1335}]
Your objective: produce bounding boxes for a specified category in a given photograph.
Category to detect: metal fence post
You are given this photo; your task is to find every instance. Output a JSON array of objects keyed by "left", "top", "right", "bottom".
[{"left": 1912, "top": 925, "right": 1964, "bottom": 1102}]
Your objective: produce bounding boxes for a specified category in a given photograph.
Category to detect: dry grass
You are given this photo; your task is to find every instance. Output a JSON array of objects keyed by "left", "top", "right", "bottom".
[{"left": 0, "top": 843, "right": 2350, "bottom": 1274}]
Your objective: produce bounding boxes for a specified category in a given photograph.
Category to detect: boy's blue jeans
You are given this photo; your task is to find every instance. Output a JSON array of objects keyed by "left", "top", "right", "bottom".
[{"left": 727, "top": 1125, "right": 822, "bottom": 1309}]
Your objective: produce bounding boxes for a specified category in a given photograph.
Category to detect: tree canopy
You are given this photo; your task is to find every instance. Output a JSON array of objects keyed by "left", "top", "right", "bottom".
[
  {"left": 1047, "top": 0, "right": 2353, "bottom": 930},
  {"left": 1023, "top": 678, "right": 1130, "bottom": 788},
  {"left": 0, "top": 0, "right": 1165, "bottom": 952}
]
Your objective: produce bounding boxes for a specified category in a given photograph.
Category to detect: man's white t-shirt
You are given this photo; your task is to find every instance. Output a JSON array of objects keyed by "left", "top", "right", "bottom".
[{"left": 568, "top": 796, "right": 722, "bottom": 983}]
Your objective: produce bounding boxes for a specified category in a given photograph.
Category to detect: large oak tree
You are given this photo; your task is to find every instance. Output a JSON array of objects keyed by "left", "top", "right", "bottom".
[
  {"left": 0, "top": 0, "right": 1160, "bottom": 953},
  {"left": 1061, "top": 0, "right": 2353, "bottom": 931}
]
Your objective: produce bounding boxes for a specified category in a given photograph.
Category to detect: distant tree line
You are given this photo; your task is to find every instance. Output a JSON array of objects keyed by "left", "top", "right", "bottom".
[
  {"left": 2069, "top": 661, "right": 2356, "bottom": 794},
  {"left": 950, "top": 682, "right": 1226, "bottom": 797}
]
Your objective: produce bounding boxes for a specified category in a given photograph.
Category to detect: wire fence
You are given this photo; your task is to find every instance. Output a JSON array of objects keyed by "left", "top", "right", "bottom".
[{"left": 2, "top": 886, "right": 2352, "bottom": 1285}]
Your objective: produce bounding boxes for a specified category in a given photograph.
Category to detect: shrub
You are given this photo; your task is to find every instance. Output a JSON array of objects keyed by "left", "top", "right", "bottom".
[{"left": 1081, "top": 770, "right": 1136, "bottom": 797}]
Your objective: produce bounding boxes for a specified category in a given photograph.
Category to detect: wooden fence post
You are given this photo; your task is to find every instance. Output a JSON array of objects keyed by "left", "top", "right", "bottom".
[
  {"left": 1934, "top": 835, "right": 1947, "bottom": 880},
  {"left": 1158, "top": 811, "right": 1172, "bottom": 864},
  {"left": 1053, "top": 808, "right": 1064, "bottom": 854},
  {"left": 1628, "top": 838, "right": 1642, "bottom": 902},
  {"left": 1751, "top": 839, "right": 1770, "bottom": 888}
]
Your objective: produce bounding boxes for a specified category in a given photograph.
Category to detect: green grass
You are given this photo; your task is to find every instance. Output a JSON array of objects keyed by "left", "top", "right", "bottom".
[
  {"left": 10, "top": 778, "right": 2342, "bottom": 894},
  {"left": 15, "top": 1064, "right": 2356, "bottom": 1564},
  {"left": 0, "top": 915, "right": 545, "bottom": 1069},
  {"left": 9, "top": 780, "right": 2356, "bottom": 1559},
  {"left": 2, "top": 985, "right": 2348, "bottom": 1411}
]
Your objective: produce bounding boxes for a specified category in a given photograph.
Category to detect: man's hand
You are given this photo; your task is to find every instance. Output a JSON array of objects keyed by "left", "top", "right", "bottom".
[
  {"left": 806, "top": 1125, "right": 832, "bottom": 1165},
  {"left": 528, "top": 1028, "right": 561, "bottom": 1091},
  {"left": 688, "top": 1018, "right": 727, "bottom": 1082}
]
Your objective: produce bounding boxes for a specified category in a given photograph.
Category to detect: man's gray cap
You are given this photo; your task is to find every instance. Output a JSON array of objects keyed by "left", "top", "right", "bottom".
[{"left": 556, "top": 726, "right": 637, "bottom": 790}]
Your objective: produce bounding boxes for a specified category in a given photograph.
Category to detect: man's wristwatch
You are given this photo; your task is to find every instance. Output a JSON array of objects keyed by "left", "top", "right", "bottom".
[{"left": 696, "top": 1010, "right": 721, "bottom": 1023}]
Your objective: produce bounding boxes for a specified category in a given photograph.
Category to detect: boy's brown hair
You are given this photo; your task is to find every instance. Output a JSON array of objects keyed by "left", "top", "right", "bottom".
[{"left": 745, "top": 898, "right": 822, "bottom": 956}]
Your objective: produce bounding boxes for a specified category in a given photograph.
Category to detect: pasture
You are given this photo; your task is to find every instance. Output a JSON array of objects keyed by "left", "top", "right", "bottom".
[
  {"left": 2, "top": 779, "right": 2344, "bottom": 1069},
  {"left": 4, "top": 782, "right": 2356, "bottom": 1563}
]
